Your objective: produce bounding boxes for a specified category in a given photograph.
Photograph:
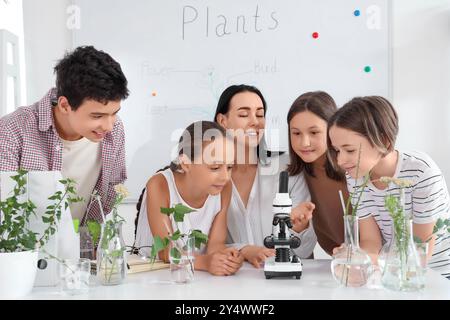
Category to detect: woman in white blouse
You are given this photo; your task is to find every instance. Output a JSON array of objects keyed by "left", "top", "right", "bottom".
[{"left": 214, "top": 84, "right": 317, "bottom": 268}]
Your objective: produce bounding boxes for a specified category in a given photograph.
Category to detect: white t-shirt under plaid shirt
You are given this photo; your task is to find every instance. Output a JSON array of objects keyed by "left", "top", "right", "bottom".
[{"left": 347, "top": 150, "right": 450, "bottom": 278}]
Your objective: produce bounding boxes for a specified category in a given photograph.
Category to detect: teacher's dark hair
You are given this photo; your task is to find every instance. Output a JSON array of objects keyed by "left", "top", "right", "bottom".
[{"left": 213, "top": 84, "right": 275, "bottom": 160}]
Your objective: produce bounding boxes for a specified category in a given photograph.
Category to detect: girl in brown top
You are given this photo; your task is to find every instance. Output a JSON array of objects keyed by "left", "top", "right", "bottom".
[{"left": 287, "top": 91, "right": 351, "bottom": 256}]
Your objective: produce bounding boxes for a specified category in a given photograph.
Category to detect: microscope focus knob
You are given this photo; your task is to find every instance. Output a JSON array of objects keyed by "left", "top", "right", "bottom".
[
  {"left": 290, "top": 236, "right": 301, "bottom": 249},
  {"left": 263, "top": 236, "right": 275, "bottom": 249}
]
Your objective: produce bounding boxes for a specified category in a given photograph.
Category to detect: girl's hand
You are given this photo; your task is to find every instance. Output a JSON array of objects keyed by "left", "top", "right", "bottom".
[
  {"left": 290, "top": 202, "right": 315, "bottom": 233},
  {"left": 332, "top": 243, "right": 345, "bottom": 256},
  {"left": 222, "top": 247, "right": 245, "bottom": 261},
  {"left": 207, "top": 248, "right": 243, "bottom": 276},
  {"left": 241, "top": 245, "right": 275, "bottom": 268},
  {"left": 222, "top": 247, "right": 245, "bottom": 269}
]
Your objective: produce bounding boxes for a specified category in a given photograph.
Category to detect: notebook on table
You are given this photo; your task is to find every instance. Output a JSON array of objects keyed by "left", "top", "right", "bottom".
[{"left": 90, "top": 254, "right": 169, "bottom": 275}]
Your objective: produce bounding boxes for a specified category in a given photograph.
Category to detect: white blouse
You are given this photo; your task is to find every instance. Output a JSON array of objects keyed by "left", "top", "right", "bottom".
[{"left": 226, "top": 154, "right": 317, "bottom": 258}]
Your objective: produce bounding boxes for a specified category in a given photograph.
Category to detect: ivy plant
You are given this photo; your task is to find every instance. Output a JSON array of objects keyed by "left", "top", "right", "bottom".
[{"left": 0, "top": 169, "right": 82, "bottom": 253}]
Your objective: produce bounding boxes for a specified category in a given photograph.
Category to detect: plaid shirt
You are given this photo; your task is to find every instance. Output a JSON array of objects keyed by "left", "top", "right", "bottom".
[{"left": 0, "top": 88, "right": 127, "bottom": 224}]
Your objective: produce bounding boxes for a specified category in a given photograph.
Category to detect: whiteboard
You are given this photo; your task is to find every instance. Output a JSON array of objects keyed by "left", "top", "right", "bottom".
[{"left": 73, "top": 0, "right": 391, "bottom": 202}]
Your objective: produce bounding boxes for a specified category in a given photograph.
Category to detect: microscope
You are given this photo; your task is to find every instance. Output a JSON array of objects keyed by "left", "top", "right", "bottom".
[{"left": 263, "top": 171, "right": 302, "bottom": 279}]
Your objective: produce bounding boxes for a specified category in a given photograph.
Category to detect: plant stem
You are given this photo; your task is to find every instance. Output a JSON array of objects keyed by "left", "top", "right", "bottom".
[
  {"left": 181, "top": 235, "right": 195, "bottom": 275},
  {"left": 340, "top": 243, "right": 353, "bottom": 286},
  {"left": 41, "top": 248, "right": 90, "bottom": 287},
  {"left": 343, "top": 217, "right": 355, "bottom": 286},
  {"left": 37, "top": 188, "right": 70, "bottom": 245},
  {"left": 41, "top": 248, "right": 76, "bottom": 275},
  {"left": 107, "top": 256, "right": 116, "bottom": 283}
]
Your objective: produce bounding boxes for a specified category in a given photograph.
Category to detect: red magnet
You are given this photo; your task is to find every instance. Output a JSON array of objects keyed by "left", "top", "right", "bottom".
[{"left": 312, "top": 32, "right": 319, "bottom": 39}]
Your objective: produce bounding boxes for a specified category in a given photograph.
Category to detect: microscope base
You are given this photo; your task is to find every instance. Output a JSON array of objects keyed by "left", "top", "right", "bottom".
[
  {"left": 264, "top": 270, "right": 302, "bottom": 279},
  {"left": 263, "top": 258, "right": 303, "bottom": 279}
]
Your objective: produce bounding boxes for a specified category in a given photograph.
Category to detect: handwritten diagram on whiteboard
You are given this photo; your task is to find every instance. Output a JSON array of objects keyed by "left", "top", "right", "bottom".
[{"left": 73, "top": 0, "right": 391, "bottom": 201}]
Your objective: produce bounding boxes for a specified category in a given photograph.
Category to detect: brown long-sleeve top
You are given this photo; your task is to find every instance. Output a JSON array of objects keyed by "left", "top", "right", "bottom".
[{"left": 304, "top": 162, "right": 350, "bottom": 256}]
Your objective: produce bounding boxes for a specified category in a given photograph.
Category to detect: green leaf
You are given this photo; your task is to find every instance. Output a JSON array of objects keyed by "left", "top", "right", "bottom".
[
  {"left": 151, "top": 235, "right": 170, "bottom": 258},
  {"left": 436, "top": 218, "right": 445, "bottom": 229},
  {"left": 191, "top": 229, "right": 208, "bottom": 241},
  {"left": 173, "top": 211, "right": 185, "bottom": 223},
  {"left": 191, "top": 229, "right": 208, "bottom": 249},
  {"left": 87, "top": 220, "right": 101, "bottom": 245},
  {"left": 160, "top": 207, "right": 174, "bottom": 215},
  {"left": 167, "top": 203, "right": 195, "bottom": 222},
  {"left": 170, "top": 246, "right": 181, "bottom": 262},
  {"left": 174, "top": 203, "right": 196, "bottom": 215},
  {"left": 170, "top": 229, "right": 181, "bottom": 241},
  {"left": 150, "top": 243, "right": 158, "bottom": 258},
  {"left": 72, "top": 219, "right": 80, "bottom": 233},
  {"left": 110, "top": 249, "right": 124, "bottom": 258},
  {"left": 413, "top": 235, "right": 423, "bottom": 243}
]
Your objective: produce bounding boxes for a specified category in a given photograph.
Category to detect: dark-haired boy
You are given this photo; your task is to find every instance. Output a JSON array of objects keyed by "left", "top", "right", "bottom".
[{"left": 0, "top": 46, "right": 129, "bottom": 223}]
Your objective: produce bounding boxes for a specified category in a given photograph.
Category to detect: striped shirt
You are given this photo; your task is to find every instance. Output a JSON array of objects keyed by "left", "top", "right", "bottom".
[
  {"left": 0, "top": 88, "right": 127, "bottom": 224},
  {"left": 347, "top": 150, "right": 450, "bottom": 277}
]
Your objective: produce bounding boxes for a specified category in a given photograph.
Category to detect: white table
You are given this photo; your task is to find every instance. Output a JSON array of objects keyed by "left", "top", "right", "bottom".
[{"left": 26, "top": 260, "right": 450, "bottom": 300}]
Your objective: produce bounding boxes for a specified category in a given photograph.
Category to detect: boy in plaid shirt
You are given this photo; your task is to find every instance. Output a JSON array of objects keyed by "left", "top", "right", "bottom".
[{"left": 0, "top": 46, "right": 129, "bottom": 224}]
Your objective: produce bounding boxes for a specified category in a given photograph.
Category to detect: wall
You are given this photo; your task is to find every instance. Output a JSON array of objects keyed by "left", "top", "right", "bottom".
[
  {"left": 72, "top": 0, "right": 392, "bottom": 202},
  {"left": 18, "top": 1, "right": 450, "bottom": 255},
  {"left": 392, "top": 0, "right": 450, "bottom": 186},
  {"left": 22, "top": 0, "right": 72, "bottom": 103},
  {"left": 0, "top": 0, "right": 26, "bottom": 109}
]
